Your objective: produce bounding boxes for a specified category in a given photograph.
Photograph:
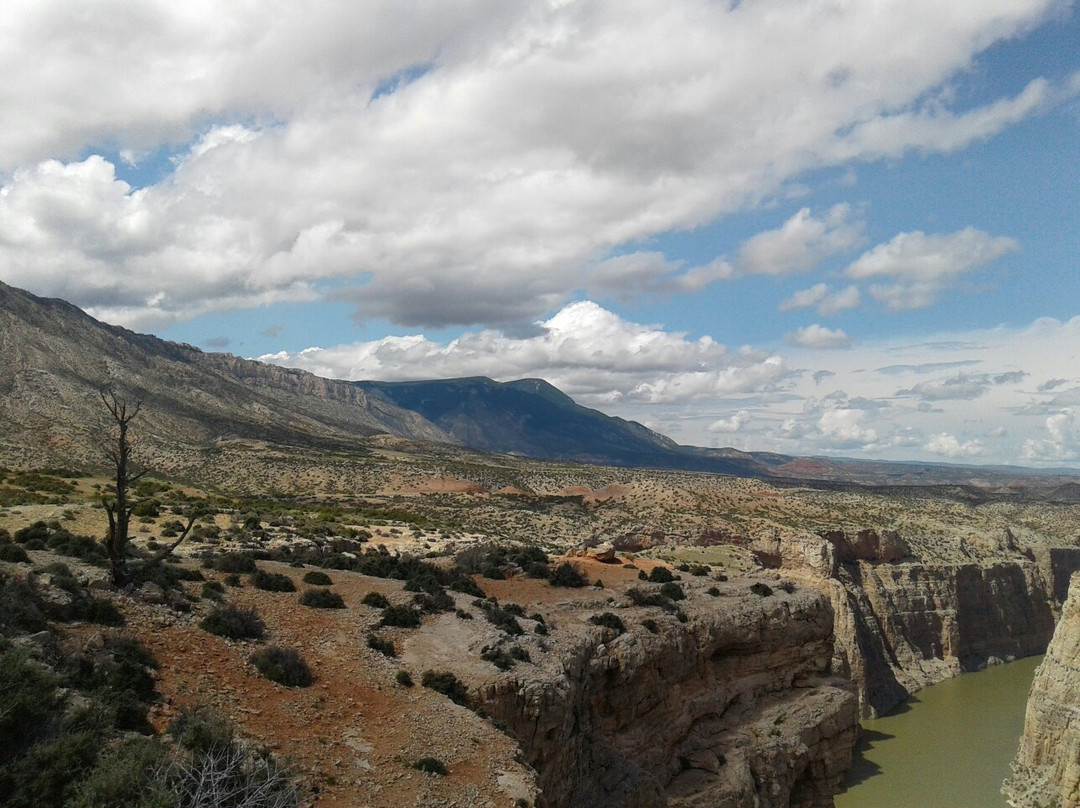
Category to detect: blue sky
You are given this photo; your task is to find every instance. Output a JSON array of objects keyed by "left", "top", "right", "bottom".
[{"left": 1, "top": 1, "right": 1079, "bottom": 465}]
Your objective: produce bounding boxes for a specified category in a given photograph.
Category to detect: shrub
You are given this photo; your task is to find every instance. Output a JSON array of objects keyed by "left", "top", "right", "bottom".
[
  {"left": 548, "top": 562, "right": 587, "bottom": 588},
  {"left": 750, "top": 582, "right": 774, "bottom": 598},
  {"left": 647, "top": 566, "right": 674, "bottom": 583},
  {"left": 366, "top": 634, "right": 397, "bottom": 658},
  {"left": 778, "top": 580, "right": 796, "bottom": 593},
  {"left": 82, "top": 597, "right": 125, "bottom": 626},
  {"left": 481, "top": 647, "right": 517, "bottom": 670},
  {"left": 475, "top": 600, "right": 523, "bottom": 635},
  {"left": 212, "top": 553, "right": 256, "bottom": 574},
  {"left": 626, "top": 586, "right": 676, "bottom": 612},
  {"left": 169, "top": 705, "right": 235, "bottom": 754},
  {"left": 659, "top": 582, "right": 686, "bottom": 602},
  {"left": 589, "top": 612, "right": 626, "bottom": 635},
  {"left": 223, "top": 573, "right": 242, "bottom": 587},
  {"left": 421, "top": 670, "right": 468, "bottom": 705},
  {"left": 412, "top": 589, "right": 455, "bottom": 614},
  {"left": 396, "top": 670, "right": 414, "bottom": 688},
  {"left": 199, "top": 604, "right": 266, "bottom": 640},
  {"left": 251, "top": 569, "right": 296, "bottom": 593},
  {"left": 361, "top": 591, "right": 390, "bottom": 608},
  {"left": 302, "top": 570, "right": 333, "bottom": 586},
  {"left": 250, "top": 646, "right": 313, "bottom": 687},
  {"left": 642, "top": 618, "right": 660, "bottom": 633},
  {"left": 707, "top": 586, "right": 720, "bottom": 596},
  {"left": 299, "top": 588, "right": 346, "bottom": 609},
  {"left": 201, "top": 581, "right": 225, "bottom": 601},
  {"left": 414, "top": 757, "right": 447, "bottom": 776},
  {"left": 380, "top": 604, "right": 421, "bottom": 628},
  {"left": 0, "top": 543, "right": 30, "bottom": 563}
]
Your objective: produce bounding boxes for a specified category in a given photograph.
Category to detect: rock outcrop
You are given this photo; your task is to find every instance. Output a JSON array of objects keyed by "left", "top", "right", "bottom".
[
  {"left": 1004, "top": 572, "right": 1080, "bottom": 808},
  {"left": 830, "top": 559, "right": 1057, "bottom": 716},
  {"left": 475, "top": 584, "right": 858, "bottom": 808}
]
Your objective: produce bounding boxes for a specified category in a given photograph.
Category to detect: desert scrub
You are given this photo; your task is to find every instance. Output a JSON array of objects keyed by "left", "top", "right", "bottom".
[
  {"left": 200, "top": 580, "right": 225, "bottom": 601},
  {"left": 421, "top": 670, "right": 469, "bottom": 705},
  {"left": 647, "top": 566, "right": 675, "bottom": 584},
  {"left": 199, "top": 604, "right": 266, "bottom": 640},
  {"left": 302, "top": 570, "right": 332, "bottom": 586},
  {"left": 589, "top": 612, "right": 626, "bottom": 635},
  {"left": 475, "top": 599, "right": 523, "bottom": 635},
  {"left": 380, "top": 604, "right": 421, "bottom": 628},
  {"left": 250, "top": 569, "right": 296, "bottom": 593},
  {"left": 547, "top": 562, "right": 587, "bottom": 588},
  {"left": 366, "top": 634, "right": 397, "bottom": 658},
  {"left": 299, "top": 588, "right": 346, "bottom": 609},
  {"left": 0, "top": 543, "right": 30, "bottom": 563},
  {"left": 212, "top": 552, "right": 256, "bottom": 574},
  {"left": 659, "top": 582, "right": 686, "bottom": 602},
  {"left": 413, "top": 757, "right": 448, "bottom": 776},
  {"left": 361, "top": 591, "right": 390, "bottom": 608},
  {"left": 750, "top": 582, "right": 774, "bottom": 597},
  {"left": 395, "top": 669, "right": 414, "bottom": 687},
  {"left": 250, "top": 646, "right": 313, "bottom": 687},
  {"left": 642, "top": 618, "right": 660, "bottom": 633}
]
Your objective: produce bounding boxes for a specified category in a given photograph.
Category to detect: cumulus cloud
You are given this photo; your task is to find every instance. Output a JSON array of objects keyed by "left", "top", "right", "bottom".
[
  {"left": 817, "top": 409, "right": 878, "bottom": 448},
  {"left": 0, "top": 1, "right": 1068, "bottom": 327},
  {"left": 1023, "top": 409, "right": 1080, "bottom": 461},
  {"left": 846, "top": 227, "right": 1020, "bottom": 310},
  {"left": 924, "top": 433, "right": 984, "bottom": 458},
  {"left": 785, "top": 324, "right": 852, "bottom": 349},
  {"left": 736, "top": 205, "right": 865, "bottom": 276},
  {"left": 259, "top": 300, "right": 789, "bottom": 405},
  {"left": 708, "top": 410, "right": 751, "bottom": 434}
]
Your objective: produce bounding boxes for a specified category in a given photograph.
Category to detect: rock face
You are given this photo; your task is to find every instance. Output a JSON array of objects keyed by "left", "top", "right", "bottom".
[
  {"left": 476, "top": 587, "right": 858, "bottom": 808},
  {"left": 829, "top": 559, "right": 1057, "bottom": 716},
  {"left": 1004, "top": 572, "right": 1080, "bottom": 808}
]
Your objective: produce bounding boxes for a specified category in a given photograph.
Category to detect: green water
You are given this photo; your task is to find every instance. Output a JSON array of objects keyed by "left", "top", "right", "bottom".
[{"left": 834, "top": 655, "right": 1043, "bottom": 808}]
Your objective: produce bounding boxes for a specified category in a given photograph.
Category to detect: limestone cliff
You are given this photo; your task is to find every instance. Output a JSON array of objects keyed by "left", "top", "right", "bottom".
[
  {"left": 474, "top": 584, "right": 858, "bottom": 808},
  {"left": 829, "top": 559, "right": 1056, "bottom": 716},
  {"left": 1004, "top": 572, "right": 1080, "bottom": 808}
]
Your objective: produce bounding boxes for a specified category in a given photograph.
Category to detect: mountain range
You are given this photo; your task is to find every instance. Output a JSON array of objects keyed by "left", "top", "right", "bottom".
[{"left": 2, "top": 280, "right": 1079, "bottom": 495}]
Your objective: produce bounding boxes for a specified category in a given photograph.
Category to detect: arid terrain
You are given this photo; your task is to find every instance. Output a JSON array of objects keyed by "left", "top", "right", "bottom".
[{"left": 4, "top": 441, "right": 1080, "bottom": 807}]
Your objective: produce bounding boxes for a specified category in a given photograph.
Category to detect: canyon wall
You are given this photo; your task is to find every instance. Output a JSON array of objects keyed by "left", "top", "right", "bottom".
[
  {"left": 750, "top": 528, "right": 1076, "bottom": 718},
  {"left": 1003, "top": 571, "right": 1080, "bottom": 808},
  {"left": 476, "top": 586, "right": 858, "bottom": 808}
]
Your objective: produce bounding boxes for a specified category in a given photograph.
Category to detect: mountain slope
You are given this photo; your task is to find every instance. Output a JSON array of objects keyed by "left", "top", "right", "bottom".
[
  {"left": 0, "top": 281, "right": 450, "bottom": 467},
  {"left": 355, "top": 377, "right": 784, "bottom": 476}
]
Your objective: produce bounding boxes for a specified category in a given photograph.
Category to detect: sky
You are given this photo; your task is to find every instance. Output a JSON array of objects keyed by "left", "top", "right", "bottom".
[{"left": 1, "top": 1, "right": 1079, "bottom": 466}]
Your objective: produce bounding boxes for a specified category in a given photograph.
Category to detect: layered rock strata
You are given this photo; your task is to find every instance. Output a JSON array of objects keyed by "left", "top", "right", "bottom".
[
  {"left": 1003, "top": 572, "right": 1080, "bottom": 808},
  {"left": 475, "top": 585, "right": 858, "bottom": 808},
  {"left": 829, "top": 559, "right": 1056, "bottom": 716}
]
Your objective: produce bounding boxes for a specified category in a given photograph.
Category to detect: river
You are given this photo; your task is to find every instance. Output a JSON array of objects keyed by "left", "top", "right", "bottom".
[{"left": 834, "top": 655, "right": 1043, "bottom": 808}]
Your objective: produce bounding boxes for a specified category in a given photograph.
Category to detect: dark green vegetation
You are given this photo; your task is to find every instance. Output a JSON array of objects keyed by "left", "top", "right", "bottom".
[
  {"left": 250, "top": 569, "right": 296, "bottom": 592},
  {"left": 299, "top": 588, "right": 346, "bottom": 609},
  {"left": 589, "top": 612, "right": 626, "bottom": 635},
  {"left": 0, "top": 565, "right": 298, "bottom": 807},
  {"left": 250, "top": 646, "right": 313, "bottom": 687},
  {"left": 302, "top": 570, "right": 333, "bottom": 586},
  {"left": 548, "top": 562, "right": 587, "bottom": 588},
  {"left": 413, "top": 757, "right": 448, "bottom": 776},
  {"left": 199, "top": 604, "right": 266, "bottom": 640},
  {"left": 421, "top": 670, "right": 469, "bottom": 706}
]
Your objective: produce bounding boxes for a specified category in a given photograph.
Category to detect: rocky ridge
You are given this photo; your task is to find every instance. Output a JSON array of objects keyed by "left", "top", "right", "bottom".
[{"left": 1004, "top": 571, "right": 1080, "bottom": 808}]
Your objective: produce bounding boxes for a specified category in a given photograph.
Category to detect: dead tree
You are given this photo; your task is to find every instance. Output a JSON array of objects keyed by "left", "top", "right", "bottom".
[{"left": 100, "top": 388, "right": 195, "bottom": 587}]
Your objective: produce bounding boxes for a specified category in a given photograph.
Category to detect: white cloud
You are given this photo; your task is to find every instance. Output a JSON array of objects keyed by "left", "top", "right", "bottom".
[
  {"left": 259, "top": 300, "right": 789, "bottom": 405},
  {"left": 924, "top": 433, "right": 984, "bottom": 458},
  {"left": 0, "top": 1, "right": 1067, "bottom": 327},
  {"left": 708, "top": 410, "right": 751, "bottom": 434},
  {"left": 846, "top": 227, "right": 1020, "bottom": 310},
  {"left": 736, "top": 205, "right": 865, "bottom": 276},
  {"left": 1022, "top": 410, "right": 1080, "bottom": 462},
  {"left": 817, "top": 409, "right": 878, "bottom": 448},
  {"left": 780, "top": 283, "right": 862, "bottom": 315},
  {"left": 785, "top": 324, "right": 852, "bottom": 349}
]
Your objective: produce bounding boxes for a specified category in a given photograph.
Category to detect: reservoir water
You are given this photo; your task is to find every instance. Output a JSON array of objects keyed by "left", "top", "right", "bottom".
[{"left": 834, "top": 655, "right": 1043, "bottom": 808}]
